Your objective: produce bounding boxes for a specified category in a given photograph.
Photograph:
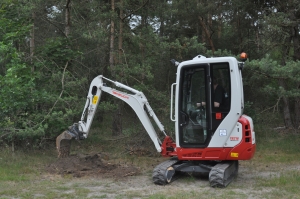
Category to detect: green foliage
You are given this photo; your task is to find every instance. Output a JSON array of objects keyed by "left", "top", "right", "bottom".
[
  {"left": 38, "top": 37, "right": 82, "bottom": 65},
  {"left": 1, "top": 0, "right": 300, "bottom": 148},
  {"left": 168, "top": 36, "right": 207, "bottom": 60},
  {"left": 0, "top": 46, "right": 33, "bottom": 113},
  {"left": 244, "top": 101, "right": 257, "bottom": 120},
  {"left": 247, "top": 55, "right": 300, "bottom": 99},
  {"left": 0, "top": 12, "right": 38, "bottom": 141},
  {"left": 0, "top": 2, "right": 85, "bottom": 147}
]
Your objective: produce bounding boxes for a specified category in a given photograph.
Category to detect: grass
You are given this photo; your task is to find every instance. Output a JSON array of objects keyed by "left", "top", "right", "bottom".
[
  {"left": 0, "top": 125, "right": 300, "bottom": 199},
  {"left": 256, "top": 170, "right": 300, "bottom": 194},
  {"left": 0, "top": 149, "right": 54, "bottom": 182},
  {"left": 255, "top": 127, "right": 300, "bottom": 165},
  {"left": 269, "top": 170, "right": 300, "bottom": 186}
]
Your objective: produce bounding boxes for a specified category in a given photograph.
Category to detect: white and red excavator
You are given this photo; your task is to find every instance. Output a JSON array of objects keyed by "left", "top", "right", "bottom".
[{"left": 56, "top": 53, "right": 256, "bottom": 187}]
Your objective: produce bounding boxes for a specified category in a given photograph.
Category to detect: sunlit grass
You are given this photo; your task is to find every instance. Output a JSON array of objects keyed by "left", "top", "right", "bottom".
[
  {"left": 254, "top": 125, "right": 300, "bottom": 164},
  {"left": 0, "top": 149, "right": 58, "bottom": 198},
  {"left": 252, "top": 170, "right": 300, "bottom": 199},
  {"left": 256, "top": 170, "right": 300, "bottom": 191},
  {"left": 0, "top": 149, "right": 55, "bottom": 182}
]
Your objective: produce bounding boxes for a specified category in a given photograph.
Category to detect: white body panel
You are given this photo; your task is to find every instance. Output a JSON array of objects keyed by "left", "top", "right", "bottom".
[{"left": 224, "top": 122, "right": 242, "bottom": 147}]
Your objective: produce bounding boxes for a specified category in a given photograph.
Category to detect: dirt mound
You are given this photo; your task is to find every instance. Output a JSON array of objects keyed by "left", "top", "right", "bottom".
[{"left": 45, "top": 153, "right": 139, "bottom": 178}]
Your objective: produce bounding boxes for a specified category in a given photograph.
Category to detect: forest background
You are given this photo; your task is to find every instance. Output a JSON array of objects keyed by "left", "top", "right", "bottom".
[{"left": 1, "top": 0, "right": 300, "bottom": 150}]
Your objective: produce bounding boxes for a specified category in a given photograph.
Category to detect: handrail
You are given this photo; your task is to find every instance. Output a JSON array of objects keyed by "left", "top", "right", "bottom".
[{"left": 170, "top": 83, "right": 176, "bottom": 122}]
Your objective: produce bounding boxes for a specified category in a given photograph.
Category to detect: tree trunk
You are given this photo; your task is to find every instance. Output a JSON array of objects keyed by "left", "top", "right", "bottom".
[
  {"left": 65, "top": 0, "right": 71, "bottom": 37},
  {"left": 198, "top": 16, "right": 215, "bottom": 53},
  {"left": 291, "top": 12, "right": 300, "bottom": 129},
  {"left": 279, "top": 77, "right": 293, "bottom": 129},
  {"left": 217, "top": 14, "right": 222, "bottom": 39},
  {"left": 30, "top": 12, "right": 35, "bottom": 70},
  {"left": 110, "top": 0, "right": 122, "bottom": 136},
  {"left": 118, "top": 0, "right": 123, "bottom": 65},
  {"left": 109, "top": 0, "right": 115, "bottom": 71},
  {"left": 256, "top": 27, "right": 260, "bottom": 53},
  {"left": 295, "top": 94, "right": 300, "bottom": 129},
  {"left": 292, "top": 21, "right": 300, "bottom": 61},
  {"left": 30, "top": 12, "right": 36, "bottom": 112},
  {"left": 159, "top": 1, "right": 165, "bottom": 38},
  {"left": 279, "top": 41, "right": 293, "bottom": 128},
  {"left": 30, "top": 12, "right": 35, "bottom": 61}
]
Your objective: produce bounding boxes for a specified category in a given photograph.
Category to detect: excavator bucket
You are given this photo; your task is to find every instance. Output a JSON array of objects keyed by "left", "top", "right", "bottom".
[
  {"left": 56, "top": 124, "right": 82, "bottom": 158},
  {"left": 56, "top": 131, "right": 73, "bottom": 158}
]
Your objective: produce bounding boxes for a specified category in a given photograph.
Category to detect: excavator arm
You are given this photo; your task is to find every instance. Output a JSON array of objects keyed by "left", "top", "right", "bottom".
[{"left": 56, "top": 75, "right": 167, "bottom": 157}]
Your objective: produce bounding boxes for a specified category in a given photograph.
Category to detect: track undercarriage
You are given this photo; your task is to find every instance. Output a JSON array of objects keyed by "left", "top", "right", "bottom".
[
  {"left": 57, "top": 126, "right": 239, "bottom": 188},
  {"left": 152, "top": 158, "right": 239, "bottom": 188}
]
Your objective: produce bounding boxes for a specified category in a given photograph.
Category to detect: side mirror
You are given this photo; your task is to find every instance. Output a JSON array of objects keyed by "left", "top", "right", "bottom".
[{"left": 170, "top": 59, "right": 180, "bottom": 67}]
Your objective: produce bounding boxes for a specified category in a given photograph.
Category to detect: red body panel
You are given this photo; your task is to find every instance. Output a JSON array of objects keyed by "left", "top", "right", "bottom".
[{"left": 161, "top": 116, "right": 256, "bottom": 160}]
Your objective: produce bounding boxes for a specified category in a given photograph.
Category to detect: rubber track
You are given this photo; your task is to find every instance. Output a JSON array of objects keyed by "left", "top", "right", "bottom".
[
  {"left": 152, "top": 159, "right": 178, "bottom": 185},
  {"left": 209, "top": 161, "right": 238, "bottom": 188}
]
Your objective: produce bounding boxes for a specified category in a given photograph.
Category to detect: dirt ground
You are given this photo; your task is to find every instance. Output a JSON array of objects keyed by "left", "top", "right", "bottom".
[
  {"left": 45, "top": 152, "right": 140, "bottom": 179},
  {"left": 44, "top": 152, "right": 300, "bottom": 199}
]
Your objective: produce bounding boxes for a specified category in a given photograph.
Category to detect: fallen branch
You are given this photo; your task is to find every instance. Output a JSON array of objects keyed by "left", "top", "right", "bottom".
[{"left": 273, "top": 126, "right": 286, "bottom": 130}]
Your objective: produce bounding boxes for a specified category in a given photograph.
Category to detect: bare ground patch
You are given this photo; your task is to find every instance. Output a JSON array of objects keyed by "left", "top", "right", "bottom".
[
  {"left": 42, "top": 153, "right": 300, "bottom": 198},
  {"left": 45, "top": 152, "right": 140, "bottom": 179}
]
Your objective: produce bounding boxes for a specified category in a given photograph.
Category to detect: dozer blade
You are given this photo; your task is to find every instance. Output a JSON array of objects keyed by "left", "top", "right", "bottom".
[{"left": 209, "top": 161, "right": 239, "bottom": 188}]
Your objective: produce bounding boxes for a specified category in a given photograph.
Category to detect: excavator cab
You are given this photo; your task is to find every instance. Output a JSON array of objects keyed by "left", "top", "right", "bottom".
[
  {"left": 172, "top": 56, "right": 254, "bottom": 157},
  {"left": 153, "top": 55, "right": 255, "bottom": 187},
  {"left": 177, "top": 59, "right": 236, "bottom": 147}
]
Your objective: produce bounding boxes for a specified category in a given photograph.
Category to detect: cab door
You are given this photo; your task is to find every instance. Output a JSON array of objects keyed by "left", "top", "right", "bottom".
[{"left": 178, "top": 64, "right": 212, "bottom": 148}]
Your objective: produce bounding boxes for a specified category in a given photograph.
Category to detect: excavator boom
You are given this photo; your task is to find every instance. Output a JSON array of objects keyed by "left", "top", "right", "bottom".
[{"left": 56, "top": 75, "right": 166, "bottom": 157}]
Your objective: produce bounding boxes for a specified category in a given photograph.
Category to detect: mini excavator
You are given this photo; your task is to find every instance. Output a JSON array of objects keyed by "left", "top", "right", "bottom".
[{"left": 56, "top": 53, "right": 256, "bottom": 187}]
